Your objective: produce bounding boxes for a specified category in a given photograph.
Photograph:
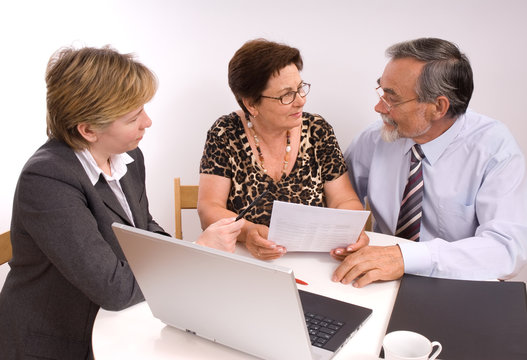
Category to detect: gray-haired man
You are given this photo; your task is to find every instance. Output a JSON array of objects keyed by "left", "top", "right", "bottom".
[{"left": 332, "top": 38, "right": 527, "bottom": 287}]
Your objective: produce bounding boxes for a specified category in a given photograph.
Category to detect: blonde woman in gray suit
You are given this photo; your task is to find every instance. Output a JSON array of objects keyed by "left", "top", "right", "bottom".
[{"left": 0, "top": 46, "right": 244, "bottom": 359}]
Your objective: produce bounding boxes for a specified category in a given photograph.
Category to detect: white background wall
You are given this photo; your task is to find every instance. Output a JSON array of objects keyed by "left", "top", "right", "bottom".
[{"left": 1, "top": 0, "right": 526, "bottom": 283}]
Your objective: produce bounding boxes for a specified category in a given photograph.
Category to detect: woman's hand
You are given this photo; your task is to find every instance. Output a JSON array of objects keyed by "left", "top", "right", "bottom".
[
  {"left": 244, "top": 223, "right": 286, "bottom": 260},
  {"left": 196, "top": 217, "right": 245, "bottom": 252},
  {"left": 330, "top": 230, "right": 370, "bottom": 261}
]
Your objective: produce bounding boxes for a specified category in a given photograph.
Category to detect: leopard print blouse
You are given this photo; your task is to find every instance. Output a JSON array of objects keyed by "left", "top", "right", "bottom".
[{"left": 200, "top": 112, "right": 347, "bottom": 226}]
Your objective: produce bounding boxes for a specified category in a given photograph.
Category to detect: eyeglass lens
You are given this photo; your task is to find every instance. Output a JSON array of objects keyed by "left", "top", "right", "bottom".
[
  {"left": 375, "top": 86, "right": 392, "bottom": 109},
  {"left": 282, "top": 83, "right": 310, "bottom": 105}
]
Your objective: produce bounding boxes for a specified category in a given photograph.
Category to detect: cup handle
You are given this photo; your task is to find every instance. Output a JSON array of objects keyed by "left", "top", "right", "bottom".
[{"left": 428, "top": 341, "right": 442, "bottom": 360}]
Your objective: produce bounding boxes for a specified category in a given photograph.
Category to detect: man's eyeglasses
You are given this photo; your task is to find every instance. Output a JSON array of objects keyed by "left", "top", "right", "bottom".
[
  {"left": 375, "top": 85, "right": 418, "bottom": 112},
  {"left": 261, "top": 82, "right": 311, "bottom": 105}
]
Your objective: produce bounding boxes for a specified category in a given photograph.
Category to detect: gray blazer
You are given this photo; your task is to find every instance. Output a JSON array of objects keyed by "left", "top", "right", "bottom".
[{"left": 0, "top": 139, "right": 167, "bottom": 359}]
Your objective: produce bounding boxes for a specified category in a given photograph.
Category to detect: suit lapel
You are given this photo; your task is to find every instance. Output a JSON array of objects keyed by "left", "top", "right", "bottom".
[
  {"left": 94, "top": 174, "right": 133, "bottom": 226},
  {"left": 120, "top": 169, "right": 144, "bottom": 228},
  {"left": 50, "top": 140, "right": 140, "bottom": 227}
]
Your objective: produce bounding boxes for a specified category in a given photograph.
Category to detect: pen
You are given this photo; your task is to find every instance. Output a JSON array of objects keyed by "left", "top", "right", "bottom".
[
  {"left": 235, "top": 190, "right": 269, "bottom": 221},
  {"left": 295, "top": 278, "right": 309, "bottom": 286}
]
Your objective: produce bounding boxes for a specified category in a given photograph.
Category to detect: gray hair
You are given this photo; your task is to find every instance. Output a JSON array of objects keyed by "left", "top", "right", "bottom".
[{"left": 386, "top": 38, "right": 473, "bottom": 118}]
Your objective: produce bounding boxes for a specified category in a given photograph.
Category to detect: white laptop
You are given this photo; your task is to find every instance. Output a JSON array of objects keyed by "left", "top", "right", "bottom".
[{"left": 112, "top": 223, "right": 372, "bottom": 360}]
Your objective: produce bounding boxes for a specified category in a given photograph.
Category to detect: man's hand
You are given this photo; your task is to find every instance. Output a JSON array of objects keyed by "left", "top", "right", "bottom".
[
  {"left": 331, "top": 231, "right": 370, "bottom": 259},
  {"left": 331, "top": 245, "right": 404, "bottom": 288}
]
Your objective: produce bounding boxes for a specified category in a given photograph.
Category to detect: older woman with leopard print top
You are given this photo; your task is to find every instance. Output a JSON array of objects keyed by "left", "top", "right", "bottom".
[{"left": 198, "top": 38, "right": 368, "bottom": 260}]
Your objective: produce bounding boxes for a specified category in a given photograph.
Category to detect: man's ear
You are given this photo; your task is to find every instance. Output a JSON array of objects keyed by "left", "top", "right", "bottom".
[
  {"left": 242, "top": 98, "right": 258, "bottom": 118},
  {"left": 433, "top": 96, "right": 450, "bottom": 120},
  {"left": 77, "top": 123, "right": 98, "bottom": 143}
]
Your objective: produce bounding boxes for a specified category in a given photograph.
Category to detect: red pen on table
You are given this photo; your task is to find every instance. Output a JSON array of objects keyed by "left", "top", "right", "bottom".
[{"left": 295, "top": 278, "right": 308, "bottom": 286}]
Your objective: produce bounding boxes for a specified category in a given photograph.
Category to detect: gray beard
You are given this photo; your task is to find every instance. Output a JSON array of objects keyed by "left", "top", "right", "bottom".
[
  {"left": 380, "top": 114, "right": 432, "bottom": 142},
  {"left": 380, "top": 115, "right": 400, "bottom": 142}
]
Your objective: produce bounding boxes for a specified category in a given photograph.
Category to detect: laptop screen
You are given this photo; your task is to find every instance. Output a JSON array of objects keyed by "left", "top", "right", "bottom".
[{"left": 112, "top": 223, "right": 371, "bottom": 360}]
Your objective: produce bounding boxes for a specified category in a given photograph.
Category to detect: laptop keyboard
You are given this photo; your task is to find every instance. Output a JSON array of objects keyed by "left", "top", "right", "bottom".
[{"left": 304, "top": 312, "right": 345, "bottom": 348}]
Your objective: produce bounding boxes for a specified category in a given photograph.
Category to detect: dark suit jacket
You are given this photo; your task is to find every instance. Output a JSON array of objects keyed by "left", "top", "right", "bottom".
[{"left": 0, "top": 139, "right": 167, "bottom": 359}]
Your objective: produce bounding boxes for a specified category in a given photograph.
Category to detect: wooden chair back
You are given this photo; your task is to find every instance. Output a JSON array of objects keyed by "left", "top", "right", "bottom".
[
  {"left": 174, "top": 178, "right": 199, "bottom": 239},
  {"left": 0, "top": 231, "right": 12, "bottom": 265}
]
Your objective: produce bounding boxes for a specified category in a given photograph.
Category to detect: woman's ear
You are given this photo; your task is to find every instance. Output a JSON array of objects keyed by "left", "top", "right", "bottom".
[
  {"left": 242, "top": 98, "right": 258, "bottom": 117},
  {"left": 77, "top": 123, "right": 98, "bottom": 143}
]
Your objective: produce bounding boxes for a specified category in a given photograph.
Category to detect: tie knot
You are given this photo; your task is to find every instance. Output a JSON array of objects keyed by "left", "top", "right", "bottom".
[{"left": 411, "top": 144, "right": 425, "bottom": 163}]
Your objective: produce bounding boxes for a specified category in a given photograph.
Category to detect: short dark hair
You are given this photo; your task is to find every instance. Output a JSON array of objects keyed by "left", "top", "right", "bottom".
[
  {"left": 387, "top": 38, "right": 473, "bottom": 118},
  {"left": 228, "top": 38, "right": 303, "bottom": 113}
]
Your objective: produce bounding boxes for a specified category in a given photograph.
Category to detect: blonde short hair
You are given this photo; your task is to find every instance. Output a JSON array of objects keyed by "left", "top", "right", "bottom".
[{"left": 45, "top": 45, "right": 158, "bottom": 150}]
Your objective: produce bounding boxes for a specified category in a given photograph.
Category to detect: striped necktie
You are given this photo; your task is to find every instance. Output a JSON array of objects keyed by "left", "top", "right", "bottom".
[{"left": 395, "top": 144, "right": 425, "bottom": 241}]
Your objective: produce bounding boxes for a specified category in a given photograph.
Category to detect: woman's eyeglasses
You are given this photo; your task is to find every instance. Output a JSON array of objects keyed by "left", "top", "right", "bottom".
[{"left": 260, "top": 82, "right": 311, "bottom": 105}]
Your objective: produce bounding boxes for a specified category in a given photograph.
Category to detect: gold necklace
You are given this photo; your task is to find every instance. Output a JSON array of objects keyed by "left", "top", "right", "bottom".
[{"left": 245, "top": 113, "right": 291, "bottom": 175}]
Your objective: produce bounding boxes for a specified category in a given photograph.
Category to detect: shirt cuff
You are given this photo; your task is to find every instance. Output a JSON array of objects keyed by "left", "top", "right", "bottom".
[{"left": 398, "top": 241, "right": 433, "bottom": 275}]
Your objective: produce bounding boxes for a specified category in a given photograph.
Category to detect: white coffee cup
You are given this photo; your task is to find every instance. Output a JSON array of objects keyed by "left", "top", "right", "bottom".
[{"left": 383, "top": 330, "right": 442, "bottom": 360}]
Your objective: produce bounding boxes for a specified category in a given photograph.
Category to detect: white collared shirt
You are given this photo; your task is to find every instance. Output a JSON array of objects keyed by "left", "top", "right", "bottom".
[
  {"left": 75, "top": 149, "right": 136, "bottom": 226},
  {"left": 345, "top": 109, "right": 527, "bottom": 280}
]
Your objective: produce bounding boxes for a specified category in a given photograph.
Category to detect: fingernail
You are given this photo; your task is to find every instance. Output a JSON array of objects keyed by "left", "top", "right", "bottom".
[
  {"left": 335, "top": 249, "right": 342, "bottom": 255},
  {"left": 347, "top": 245, "right": 354, "bottom": 252}
]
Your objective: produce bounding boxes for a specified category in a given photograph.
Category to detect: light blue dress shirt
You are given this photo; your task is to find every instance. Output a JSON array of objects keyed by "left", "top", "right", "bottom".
[{"left": 345, "top": 109, "right": 527, "bottom": 280}]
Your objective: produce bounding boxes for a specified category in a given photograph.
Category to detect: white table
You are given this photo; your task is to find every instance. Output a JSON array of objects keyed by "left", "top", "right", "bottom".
[{"left": 93, "top": 232, "right": 405, "bottom": 359}]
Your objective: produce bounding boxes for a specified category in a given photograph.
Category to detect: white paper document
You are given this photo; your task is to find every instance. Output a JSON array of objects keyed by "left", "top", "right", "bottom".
[{"left": 268, "top": 201, "right": 370, "bottom": 252}]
